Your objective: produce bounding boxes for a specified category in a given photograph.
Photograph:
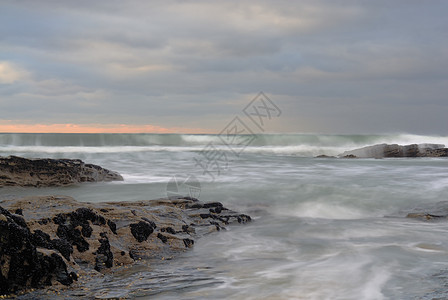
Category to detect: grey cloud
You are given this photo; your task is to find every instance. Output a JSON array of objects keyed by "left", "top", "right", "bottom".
[{"left": 0, "top": 0, "right": 447, "bottom": 134}]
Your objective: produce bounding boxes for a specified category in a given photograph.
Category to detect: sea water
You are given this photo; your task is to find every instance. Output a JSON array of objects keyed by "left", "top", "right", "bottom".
[{"left": 1, "top": 133, "right": 448, "bottom": 299}]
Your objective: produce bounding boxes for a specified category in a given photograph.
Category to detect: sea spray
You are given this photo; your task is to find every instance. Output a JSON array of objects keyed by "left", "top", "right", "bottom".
[{"left": 1, "top": 133, "right": 447, "bottom": 157}]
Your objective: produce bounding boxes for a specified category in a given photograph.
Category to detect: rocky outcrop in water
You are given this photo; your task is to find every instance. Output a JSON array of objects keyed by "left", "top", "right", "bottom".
[
  {"left": 405, "top": 201, "right": 448, "bottom": 221},
  {"left": 0, "top": 156, "right": 123, "bottom": 187},
  {"left": 339, "top": 143, "right": 448, "bottom": 158},
  {"left": 0, "top": 195, "right": 251, "bottom": 295}
]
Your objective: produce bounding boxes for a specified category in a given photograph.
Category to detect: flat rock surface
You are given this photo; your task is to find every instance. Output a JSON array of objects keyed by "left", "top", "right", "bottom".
[
  {"left": 0, "top": 156, "right": 123, "bottom": 187},
  {"left": 0, "top": 195, "right": 251, "bottom": 295}
]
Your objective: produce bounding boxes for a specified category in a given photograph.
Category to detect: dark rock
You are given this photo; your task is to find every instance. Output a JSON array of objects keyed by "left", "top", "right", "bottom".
[
  {"left": 0, "top": 205, "right": 73, "bottom": 295},
  {"left": 183, "top": 239, "right": 194, "bottom": 248},
  {"left": 53, "top": 208, "right": 111, "bottom": 253},
  {"left": 107, "top": 219, "right": 117, "bottom": 234},
  {"left": 69, "top": 272, "right": 78, "bottom": 281},
  {"left": 31, "top": 229, "right": 73, "bottom": 261},
  {"left": 38, "top": 218, "right": 49, "bottom": 225},
  {"left": 32, "top": 229, "right": 54, "bottom": 249},
  {"left": 202, "top": 202, "right": 223, "bottom": 208},
  {"left": 404, "top": 201, "right": 448, "bottom": 221},
  {"left": 157, "top": 233, "right": 168, "bottom": 243},
  {"left": 164, "top": 227, "right": 176, "bottom": 234},
  {"left": 339, "top": 143, "right": 447, "bottom": 158},
  {"left": 0, "top": 156, "right": 123, "bottom": 187},
  {"left": 425, "top": 148, "right": 448, "bottom": 157},
  {"left": 315, "top": 155, "right": 336, "bottom": 158},
  {"left": 81, "top": 222, "right": 93, "bottom": 237},
  {"left": 182, "top": 196, "right": 199, "bottom": 202},
  {"left": 0, "top": 195, "right": 252, "bottom": 294},
  {"left": 95, "top": 233, "right": 113, "bottom": 271},
  {"left": 217, "top": 216, "right": 230, "bottom": 225},
  {"left": 8, "top": 212, "right": 27, "bottom": 228},
  {"left": 56, "top": 224, "right": 89, "bottom": 252},
  {"left": 210, "top": 221, "right": 222, "bottom": 231},
  {"left": 186, "top": 203, "right": 203, "bottom": 209},
  {"left": 210, "top": 206, "right": 222, "bottom": 214},
  {"left": 182, "top": 225, "right": 195, "bottom": 234},
  {"left": 73, "top": 207, "right": 106, "bottom": 226},
  {"left": 130, "top": 221, "right": 155, "bottom": 242},
  {"left": 237, "top": 214, "right": 252, "bottom": 224},
  {"left": 52, "top": 239, "right": 73, "bottom": 261},
  {"left": 406, "top": 213, "right": 446, "bottom": 220},
  {"left": 141, "top": 217, "right": 157, "bottom": 229}
]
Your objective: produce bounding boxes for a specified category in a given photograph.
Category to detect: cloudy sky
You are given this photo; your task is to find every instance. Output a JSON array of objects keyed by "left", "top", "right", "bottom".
[{"left": 0, "top": 0, "right": 447, "bottom": 134}]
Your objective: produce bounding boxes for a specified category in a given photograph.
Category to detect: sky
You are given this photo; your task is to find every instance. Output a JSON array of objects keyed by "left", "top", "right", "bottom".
[{"left": 0, "top": 0, "right": 447, "bottom": 134}]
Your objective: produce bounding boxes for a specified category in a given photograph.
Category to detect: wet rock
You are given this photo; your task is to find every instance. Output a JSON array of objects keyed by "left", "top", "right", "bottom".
[
  {"left": 107, "top": 219, "right": 117, "bottom": 234},
  {"left": 405, "top": 201, "right": 448, "bottom": 221},
  {"left": 0, "top": 205, "right": 74, "bottom": 295},
  {"left": 210, "top": 206, "right": 222, "bottom": 214},
  {"left": 56, "top": 223, "right": 90, "bottom": 252},
  {"left": 161, "top": 226, "right": 176, "bottom": 234},
  {"left": 202, "top": 202, "right": 223, "bottom": 208},
  {"left": 424, "top": 148, "right": 448, "bottom": 157},
  {"left": 339, "top": 143, "right": 447, "bottom": 158},
  {"left": 157, "top": 233, "right": 168, "bottom": 243},
  {"left": 32, "top": 229, "right": 54, "bottom": 248},
  {"left": 130, "top": 221, "right": 155, "bottom": 242},
  {"left": 183, "top": 238, "right": 194, "bottom": 248},
  {"left": 94, "top": 233, "right": 113, "bottom": 272},
  {"left": 0, "top": 156, "right": 123, "bottom": 187},
  {"left": 237, "top": 214, "right": 252, "bottom": 224},
  {"left": 315, "top": 155, "right": 336, "bottom": 158},
  {"left": 406, "top": 213, "right": 446, "bottom": 220},
  {"left": 185, "top": 203, "right": 203, "bottom": 209},
  {"left": 52, "top": 238, "right": 73, "bottom": 261},
  {"left": 0, "top": 195, "right": 251, "bottom": 293}
]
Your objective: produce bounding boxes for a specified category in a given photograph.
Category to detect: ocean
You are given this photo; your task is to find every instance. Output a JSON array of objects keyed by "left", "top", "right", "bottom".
[{"left": 1, "top": 133, "right": 448, "bottom": 299}]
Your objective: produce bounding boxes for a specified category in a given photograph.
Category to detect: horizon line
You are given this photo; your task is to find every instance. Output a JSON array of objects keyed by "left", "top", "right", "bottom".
[{"left": 0, "top": 123, "right": 212, "bottom": 134}]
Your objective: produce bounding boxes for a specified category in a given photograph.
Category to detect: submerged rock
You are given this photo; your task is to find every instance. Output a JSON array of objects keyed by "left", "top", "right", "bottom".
[
  {"left": 0, "top": 195, "right": 251, "bottom": 294},
  {"left": 405, "top": 201, "right": 448, "bottom": 221},
  {"left": 339, "top": 143, "right": 447, "bottom": 158},
  {"left": 0, "top": 156, "right": 123, "bottom": 187},
  {"left": 315, "top": 155, "right": 337, "bottom": 158}
]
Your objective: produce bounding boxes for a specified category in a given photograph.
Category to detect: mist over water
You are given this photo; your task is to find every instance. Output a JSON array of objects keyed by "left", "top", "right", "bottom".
[
  {"left": 2, "top": 133, "right": 448, "bottom": 299},
  {"left": 1, "top": 132, "right": 447, "bottom": 157}
]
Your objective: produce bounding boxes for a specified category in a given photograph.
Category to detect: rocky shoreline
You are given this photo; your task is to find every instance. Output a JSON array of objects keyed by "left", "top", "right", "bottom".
[
  {"left": 0, "top": 156, "right": 251, "bottom": 296},
  {"left": 0, "top": 195, "right": 251, "bottom": 296},
  {"left": 0, "top": 156, "right": 123, "bottom": 187},
  {"left": 316, "top": 143, "right": 448, "bottom": 158}
]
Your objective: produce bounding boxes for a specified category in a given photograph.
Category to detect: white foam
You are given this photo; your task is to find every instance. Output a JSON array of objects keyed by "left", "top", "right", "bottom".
[
  {"left": 286, "top": 201, "right": 368, "bottom": 220},
  {"left": 1, "top": 133, "right": 447, "bottom": 157},
  {"left": 0, "top": 145, "right": 205, "bottom": 154}
]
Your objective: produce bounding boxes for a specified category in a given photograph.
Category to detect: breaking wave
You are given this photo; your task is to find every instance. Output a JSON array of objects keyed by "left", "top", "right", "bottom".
[{"left": 0, "top": 133, "right": 447, "bottom": 157}]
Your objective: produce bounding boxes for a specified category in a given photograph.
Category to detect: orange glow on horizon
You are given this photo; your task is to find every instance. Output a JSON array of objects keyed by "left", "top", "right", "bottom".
[{"left": 0, "top": 123, "right": 210, "bottom": 134}]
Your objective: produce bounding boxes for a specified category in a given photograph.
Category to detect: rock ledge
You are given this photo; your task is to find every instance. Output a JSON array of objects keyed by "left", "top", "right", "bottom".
[
  {"left": 0, "top": 156, "right": 123, "bottom": 187},
  {"left": 0, "top": 195, "right": 251, "bottom": 295}
]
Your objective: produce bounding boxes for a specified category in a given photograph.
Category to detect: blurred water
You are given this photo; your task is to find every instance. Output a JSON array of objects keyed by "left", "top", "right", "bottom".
[{"left": 2, "top": 133, "right": 448, "bottom": 299}]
